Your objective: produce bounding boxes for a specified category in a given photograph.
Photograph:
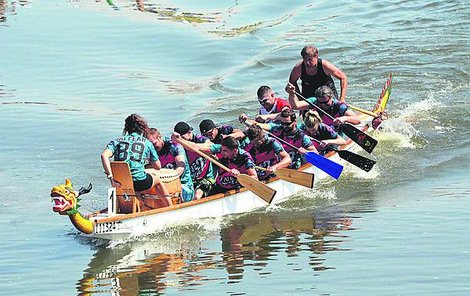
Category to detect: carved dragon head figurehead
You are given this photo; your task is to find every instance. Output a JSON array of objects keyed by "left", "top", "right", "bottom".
[
  {"left": 50, "top": 179, "right": 94, "bottom": 234},
  {"left": 51, "top": 179, "right": 79, "bottom": 215},
  {"left": 51, "top": 179, "right": 92, "bottom": 215}
]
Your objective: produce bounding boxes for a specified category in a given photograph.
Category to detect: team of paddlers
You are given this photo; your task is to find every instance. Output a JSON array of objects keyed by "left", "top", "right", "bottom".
[{"left": 101, "top": 45, "right": 365, "bottom": 204}]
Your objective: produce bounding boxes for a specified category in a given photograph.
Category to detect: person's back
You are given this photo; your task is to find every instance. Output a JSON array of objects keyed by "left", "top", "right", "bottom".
[
  {"left": 101, "top": 114, "right": 170, "bottom": 201},
  {"left": 107, "top": 132, "right": 156, "bottom": 181}
]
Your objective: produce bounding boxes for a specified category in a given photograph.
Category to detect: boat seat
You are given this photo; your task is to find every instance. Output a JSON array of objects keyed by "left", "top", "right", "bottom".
[{"left": 110, "top": 161, "right": 141, "bottom": 213}]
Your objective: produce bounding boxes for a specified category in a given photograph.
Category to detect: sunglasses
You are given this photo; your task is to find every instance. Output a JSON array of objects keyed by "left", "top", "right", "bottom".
[
  {"left": 317, "top": 97, "right": 330, "bottom": 105},
  {"left": 281, "top": 121, "right": 294, "bottom": 126},
  {"left": 258, "top": 98, "right": 269, "bottom": 105}
]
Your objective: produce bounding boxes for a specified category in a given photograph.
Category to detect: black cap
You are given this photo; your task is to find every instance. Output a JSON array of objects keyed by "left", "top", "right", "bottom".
[
  {"left": 199, "top": 119, "right": 216, "bottom": 134},
  {"left": 174, "top": 121, "right": 193, "bottom": 135}
]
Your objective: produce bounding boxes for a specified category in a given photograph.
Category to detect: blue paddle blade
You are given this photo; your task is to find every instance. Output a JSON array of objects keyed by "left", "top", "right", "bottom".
[{"left": 305, "top": 152, "right": 343, "bottom": 180}]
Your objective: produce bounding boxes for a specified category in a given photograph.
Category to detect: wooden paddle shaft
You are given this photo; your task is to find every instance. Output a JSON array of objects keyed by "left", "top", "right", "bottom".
[
  {"left": 175, "top": 138, "right": 232, "bottom": 174},
  {"left": 263, "top": 130, "right": 299, "bottom": 152},
  {"left": 295, "top": 91, "right": 335, "bottom": 121},
  {"left": 176, "top": 137, "right": 277, "bottom": 204},
  {"left": 348, "top": 104, "right": 378, "bottom": 117}
]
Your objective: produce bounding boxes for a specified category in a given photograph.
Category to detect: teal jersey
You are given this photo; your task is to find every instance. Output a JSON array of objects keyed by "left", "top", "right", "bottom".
[
  {"left": 106, "top": 132, "right": 158, "bottom": 181},
  {"left": 159, "top": 137, "right": 194, "bottom": 188}
]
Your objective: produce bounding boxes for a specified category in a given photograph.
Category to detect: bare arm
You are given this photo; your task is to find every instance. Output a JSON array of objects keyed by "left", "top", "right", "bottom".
[
  {"left": 227, "top": 128, "right": 246, "bottom": 141},
  {"left": 246, "top": 167, "right": 259, "bottom": 179},
  {"left": 101, "top": 149, "right": 114, "bottom": 177},
  {"left": 255, "top": 113, "right": 280, "bottom": 123},
  {"left": 271, "top": 151, "right": 292, "bottom": 171},
  {"left": 286, "top": 61, "right": 303, "bottom": 94},
  {"left": 151, "top": 160, "right": 162, "bottom": 170},
  {"left": 321, "top": 134, "right": 346, "bottom": 147},
  {"left": 174, "top": 154, "right": 186, "bottom": 176},
  {"left": 286, "top": 82, "right": 310, "bottom": 110},
  {"left": 322, "top": 59, "right": 348, "bottom": 102},
  {"left": 334, "top": 109, "right": 361, "bottom": 126},
  {"left": 239, "top": 113, "right": 272, "bottom": 131}
]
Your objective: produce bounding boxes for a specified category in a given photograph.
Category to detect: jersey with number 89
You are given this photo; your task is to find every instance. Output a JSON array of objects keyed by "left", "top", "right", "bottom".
[{"left": 106, "top": 132, "right": 159, "bottom": 181}]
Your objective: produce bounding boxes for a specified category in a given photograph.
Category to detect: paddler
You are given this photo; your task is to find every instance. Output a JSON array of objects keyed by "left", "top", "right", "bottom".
[
  {"left": 286, "top": 84, "right": 360, "bottom": 132},
  {"left": 173, "top": 121, "right": 216, "bottom": 199},
  {"left": 173, "top": 134, "right": 258, "bottom": 195},
  {"left": 198, "top": 119, "right": 246, "bottom": 145},
  {"left": 100, "top": 114, "right": 170, "bottom": 198},
  {"left": 299, "top": 110, "right": 346, "bottom": 155},
  {"left": 255, "top": 85, "right": 291, "bottom": 123},
  {"left": 148, "top": 128, "right": 194, "bottom": 202},
  {"left": 286, "top": 45, "right": 348, "bottom": 102},
  {"left": 243, "top": 124, "right": 292, "bottom": 180},
  {"left": 239, "top": 109, "right": 317, "bottom": 169}
]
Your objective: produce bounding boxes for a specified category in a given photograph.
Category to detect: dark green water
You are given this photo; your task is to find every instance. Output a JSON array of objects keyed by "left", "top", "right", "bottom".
[{"left": 1, "top": 0, "right": 469, "bottom": 295}]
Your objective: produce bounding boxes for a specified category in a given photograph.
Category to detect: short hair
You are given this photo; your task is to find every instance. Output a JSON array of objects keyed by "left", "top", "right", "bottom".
[
  {"left": 281, "top": 109, "right": 296, "bottom": 122},
  {"left": 301, "top": 45, "right": 318, "bottom": 58},
  {"left": 123, "top": 114, "right": 149, "bottom": 137},
  {"left": 257, "top": 86, "right": 272, "bottom": 99},
  {"left": 314, "top": 85, "right": 334, "bottom": 99},
  {"left": 304, "top": 110, "right": 322, "bottom": 129},
  {"left": 221, "top": 136, "right": 239, "bottom": 150},
  {"left": 246, "top": 124, "right": 264, "bottom": 140},
  {"left": 148, "top": 127, "right": 161, "bottom": 138}
]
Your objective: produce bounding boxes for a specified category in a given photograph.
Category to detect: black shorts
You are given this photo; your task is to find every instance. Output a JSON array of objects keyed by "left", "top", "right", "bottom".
[
  {"left": 133, "top": 173, "right": 153, "bottom": 192},
  {"left": 194, "top": 178, "right": 216, "bottom": 197}
]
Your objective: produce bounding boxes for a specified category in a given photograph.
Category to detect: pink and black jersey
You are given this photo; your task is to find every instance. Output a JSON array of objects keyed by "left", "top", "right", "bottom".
[
  {"left": 185, "top": 134, "right": 214, "bottom": 180},
  {"left": 244, "top": 136, "right": 285, "bottom": 180}
]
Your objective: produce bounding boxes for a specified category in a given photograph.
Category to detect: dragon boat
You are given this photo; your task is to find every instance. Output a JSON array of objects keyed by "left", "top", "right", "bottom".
[{"left": 50, "top": 74, "right": 392, "bottom": 241}]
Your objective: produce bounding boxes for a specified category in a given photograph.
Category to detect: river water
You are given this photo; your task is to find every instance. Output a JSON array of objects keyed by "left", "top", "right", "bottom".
[{"left": 1, "top": 0, "right": 469, "bottom": 295}]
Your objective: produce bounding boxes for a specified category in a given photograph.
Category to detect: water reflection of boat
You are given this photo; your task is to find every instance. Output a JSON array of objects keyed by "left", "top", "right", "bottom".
[
  {"left": 77, "top": 229, "right": 213, "bottom": 295},
  {"left": 76, "top": 210, "right": 354, "bottom": 294}
]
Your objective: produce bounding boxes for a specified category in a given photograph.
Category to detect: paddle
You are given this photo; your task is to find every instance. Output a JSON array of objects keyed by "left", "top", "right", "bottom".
[
  {"left": 294, "top": 91, "right": 378, "bottom": 154},
  {"left": 307, "top": 137, "right": 376, "bottom": 172},
  {"left": 263, "top": 130, "right": 343, "bottom": 180},
  {"left": 175, "top": 138, "right": 276, "bottom": 204},
  {"left": 255, "top": 166, "right": 315, "bottom": 188},
  {"left": 347, "top": 104, "right": 378, "bottom": 118}
]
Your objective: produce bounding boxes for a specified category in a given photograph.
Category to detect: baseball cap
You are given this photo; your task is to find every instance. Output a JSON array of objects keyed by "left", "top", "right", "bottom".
[
  {"left": 174, "top": 121, "right": 193, "bottom": 135},
  {"left": 199, "top": 119, "right": 216, "bottom": 134}
]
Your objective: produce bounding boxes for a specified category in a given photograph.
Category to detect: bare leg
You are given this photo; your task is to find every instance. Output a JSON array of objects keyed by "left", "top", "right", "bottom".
[{"left": 194, "top": 188, "right": 203, "bottom": 200}]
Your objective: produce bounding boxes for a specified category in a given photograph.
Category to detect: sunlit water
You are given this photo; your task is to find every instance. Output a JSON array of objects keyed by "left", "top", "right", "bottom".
[{"left": 1, "top": 0, "right": 469, "bottom": 295}]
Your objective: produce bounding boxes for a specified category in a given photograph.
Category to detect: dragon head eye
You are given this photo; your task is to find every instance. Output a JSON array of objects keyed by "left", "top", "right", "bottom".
[{"left": 64, "top": 190, "right": 70, "bottom": 195}]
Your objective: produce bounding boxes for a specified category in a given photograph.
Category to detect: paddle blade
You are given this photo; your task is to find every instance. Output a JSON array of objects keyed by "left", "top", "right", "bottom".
[
  {"left": 275, "top": 168, "right": 315, "bottom": 188},
  {"left": 337, "top": 150, "right": 376, "bottom": 172},
  {"left": 341, "top": 123, "right": 378, "bottom": 154},
  {"left": 237, "top": 174, "right": 276, "bottom": 204},
  {"left": 304, "top": 152, "right": 343, "bottom": 180}
]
